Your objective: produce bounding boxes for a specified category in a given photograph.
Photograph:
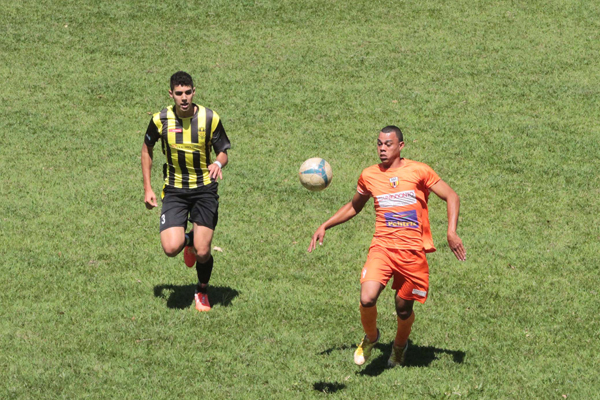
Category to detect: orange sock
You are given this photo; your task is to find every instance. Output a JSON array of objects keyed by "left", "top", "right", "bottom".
[
  {"left": 360, "top": 304, "right": 378, "bottom": 342},
  {"left": 394, "top": 311, "right": 415, "bottom": 347}
]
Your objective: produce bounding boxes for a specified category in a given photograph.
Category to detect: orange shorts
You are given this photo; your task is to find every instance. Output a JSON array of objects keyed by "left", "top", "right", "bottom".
[{"left": 360, "top": 246, "right": 429, "bottom": 303}]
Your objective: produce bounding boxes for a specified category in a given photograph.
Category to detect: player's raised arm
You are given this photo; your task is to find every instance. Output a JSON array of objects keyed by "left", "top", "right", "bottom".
[
  {"left": 308, "top": 191, "right": 370, "bottom": 252},
  {"left": 429, "top": 180, "right": 466, "bottom": 261}
]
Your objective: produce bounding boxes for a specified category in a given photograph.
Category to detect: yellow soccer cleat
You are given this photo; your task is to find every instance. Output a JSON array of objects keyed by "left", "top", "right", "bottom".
[
  {"left": 387, "top": 342, "right": 408, "bottom": 367},
  {"left": 354, "top": 330, "right": 379, "bottom": 365}
]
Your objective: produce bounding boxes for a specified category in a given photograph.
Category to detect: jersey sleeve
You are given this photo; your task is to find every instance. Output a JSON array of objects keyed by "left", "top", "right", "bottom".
[
  {"left": 211, "top": 120, "right": 231, "bottom": 154},
  {"left": 356, "top": 171, "right": 371, "bottom": 196},
  {"left": 421, "top": 164, "right": 441, "bottom": 188},
  {"left": 144, "top": 117, "right": 160, "bottom": 147}
]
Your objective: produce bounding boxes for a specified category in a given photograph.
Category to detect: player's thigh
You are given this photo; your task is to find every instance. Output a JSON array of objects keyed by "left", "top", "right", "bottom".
[
  {"left": 361, "top": 247, "right": 394, "bottom": 287},
  {"left": 391, "top": 250, "right": 429, "bottom": 304},
  {"left": 160, "top": 226, "right": 186, "bottom": 256},
  {"left": 360, "top": 247, "right": 393, "bottom": 305},
  {"left": 159, "top": 193, "right": 190, "bottom": 255},
  {"left": 189, "top": 189, "right": 219, "bottom": 231},
  {"left": 192, "top": 224, "right": 214, "bottom": 257},
  {"left": 160, "top": 192, "right": 191, "bottom": 232}
]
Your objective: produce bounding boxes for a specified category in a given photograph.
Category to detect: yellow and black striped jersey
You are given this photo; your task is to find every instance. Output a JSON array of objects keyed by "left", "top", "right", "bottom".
[{"left": 144, "top": 104, "right": 230, "bottom": 193}]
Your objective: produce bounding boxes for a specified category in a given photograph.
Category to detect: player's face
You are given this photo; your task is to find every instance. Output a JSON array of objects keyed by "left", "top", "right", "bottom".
[
  {"left": 377, "top": 131, "right": 404, "bottom": 167},
  {"left": 169, "top": 85, "right": 195, "bottom": 115}
]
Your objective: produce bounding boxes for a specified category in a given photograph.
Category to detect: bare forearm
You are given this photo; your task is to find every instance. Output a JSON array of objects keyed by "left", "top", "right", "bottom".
[
  {"left": 446, "top": 192, "right": 460, "bottom": 234},
  {"left": 308, "top": 192, "right": 369, "bottom": 253},
  {"left": 430, "top": 180, "right": 465, "bottom": 260},
  {"left": 141, "top": 146, "right": 154, "bottom": 191},
  {"left": 321, "top": 202, "right": 358, "bottom": 230}
]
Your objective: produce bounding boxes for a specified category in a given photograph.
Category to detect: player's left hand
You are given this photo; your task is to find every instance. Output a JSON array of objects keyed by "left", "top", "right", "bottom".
[
  {"left": 208, "top": 163, "right": 223, "bottom": 180},
  {"left": 447, "top": 232, "right": 466, "bottom": 261}
]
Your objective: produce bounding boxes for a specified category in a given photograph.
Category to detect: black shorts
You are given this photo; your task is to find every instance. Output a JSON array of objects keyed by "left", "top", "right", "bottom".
[{"left": 160, "top": 184, "right": 219, "bottom": 232}]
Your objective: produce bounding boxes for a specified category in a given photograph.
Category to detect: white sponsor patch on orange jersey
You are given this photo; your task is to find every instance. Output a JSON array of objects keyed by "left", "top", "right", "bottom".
[{"left": 375, "top": 190, "right": 417, "bottom": 208}]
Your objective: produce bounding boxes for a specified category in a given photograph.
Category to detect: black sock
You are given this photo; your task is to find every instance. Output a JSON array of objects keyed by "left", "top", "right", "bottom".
[
  {"left": 185, "top": 230, "right": 194, "bottom": 247},
  {"left": 197, "top": 284, "right": 208, "bottom": 294},
  {"left": 196, "top": 255, "right": 213, "bottom": 290}
]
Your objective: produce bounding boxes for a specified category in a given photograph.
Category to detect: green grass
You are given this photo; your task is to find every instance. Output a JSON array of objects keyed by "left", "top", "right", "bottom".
[{"left": 1, "top": 0, "right": 599, "bottom": 398}]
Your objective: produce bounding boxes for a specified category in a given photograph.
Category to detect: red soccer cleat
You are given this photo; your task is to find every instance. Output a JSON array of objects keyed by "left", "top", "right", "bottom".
[
  {"left": 183, "top": 246, "right": 196, "bottom": 268},
  {"left": 194, "top": 292, "right": 211, "bottom": 312}
]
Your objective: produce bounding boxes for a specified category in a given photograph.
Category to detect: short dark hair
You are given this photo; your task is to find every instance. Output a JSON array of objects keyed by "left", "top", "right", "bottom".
[
  {"left": 170, "top": 71, "right": 194, "bottom": 90},
  {"left": 381, "top": 125, "right": 403, "bottom": 142}
]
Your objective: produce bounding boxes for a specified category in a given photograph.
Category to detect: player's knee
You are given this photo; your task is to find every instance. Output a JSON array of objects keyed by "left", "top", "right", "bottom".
[
  {"left": 360, "top": 295, "right": 378, "bottom": 308},
  {"left": 162, "top": 243, "right": 182, "bottom": 257},
  {"left": 396, "top": 308, "right": 412, "bottom": 320},
  {"left": 195, "top": 246, "right": 211, "bottom": 263}
]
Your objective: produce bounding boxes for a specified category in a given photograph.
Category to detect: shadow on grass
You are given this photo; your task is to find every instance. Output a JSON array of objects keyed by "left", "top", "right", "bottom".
[
  {"left": 313, "top": 381, "right": 346, "bottom": 394},
  {"left": 153, "top": 284, "right": 240, "bottom": 309},
  {"left": 318, "top": 341, "right": 465, "bottom": 378},
  {"left": 358, "top": 341, "right": 466, "bottom": 377},
  {"left": 318, "top": 344, "right": 356, "bottom": 356}
]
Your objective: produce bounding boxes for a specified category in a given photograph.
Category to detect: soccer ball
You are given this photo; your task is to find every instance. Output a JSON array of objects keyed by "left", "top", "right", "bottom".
[{"left": 298, "top": 158, "right": 333, "bottom": 191}]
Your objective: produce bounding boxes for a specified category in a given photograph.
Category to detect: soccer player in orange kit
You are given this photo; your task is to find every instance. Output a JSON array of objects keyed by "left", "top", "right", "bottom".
[{"left": 308, "top": 125, "right": 466, "bottom": 367}]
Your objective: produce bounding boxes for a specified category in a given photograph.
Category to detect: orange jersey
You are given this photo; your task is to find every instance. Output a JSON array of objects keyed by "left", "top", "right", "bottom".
[{"left": 357, "top": 159, "right": 441, "bottom": 252}]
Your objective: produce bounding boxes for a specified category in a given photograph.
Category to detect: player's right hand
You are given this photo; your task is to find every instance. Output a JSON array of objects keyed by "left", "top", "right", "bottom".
[
  {"left": 308, "top": 226, "right": 326, "bottom": 253},
  {"left": 144, "top": 190, "right": 158, "bottom": 210},
  {"left": 447, "top": 232, "right": 466, "bottom": 261}
]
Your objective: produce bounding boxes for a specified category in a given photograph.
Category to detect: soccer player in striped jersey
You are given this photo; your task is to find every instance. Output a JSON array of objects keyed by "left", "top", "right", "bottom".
[
  {"left": 141, "top": 71, "right": 231, "bottom": 312},
  {"left": 308, "top": 125, "right": 465, "bottom": 367}
]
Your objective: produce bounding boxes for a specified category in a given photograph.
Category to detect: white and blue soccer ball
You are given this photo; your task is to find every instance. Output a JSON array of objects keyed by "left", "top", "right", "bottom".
[{"left": 299, "top": 158, "right": 333, "bottom": 191}]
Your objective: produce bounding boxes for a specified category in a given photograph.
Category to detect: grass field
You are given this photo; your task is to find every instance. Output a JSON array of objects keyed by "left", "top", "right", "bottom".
[{"left": 1, "top": 0, "right": 599, "bottom": 398}]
